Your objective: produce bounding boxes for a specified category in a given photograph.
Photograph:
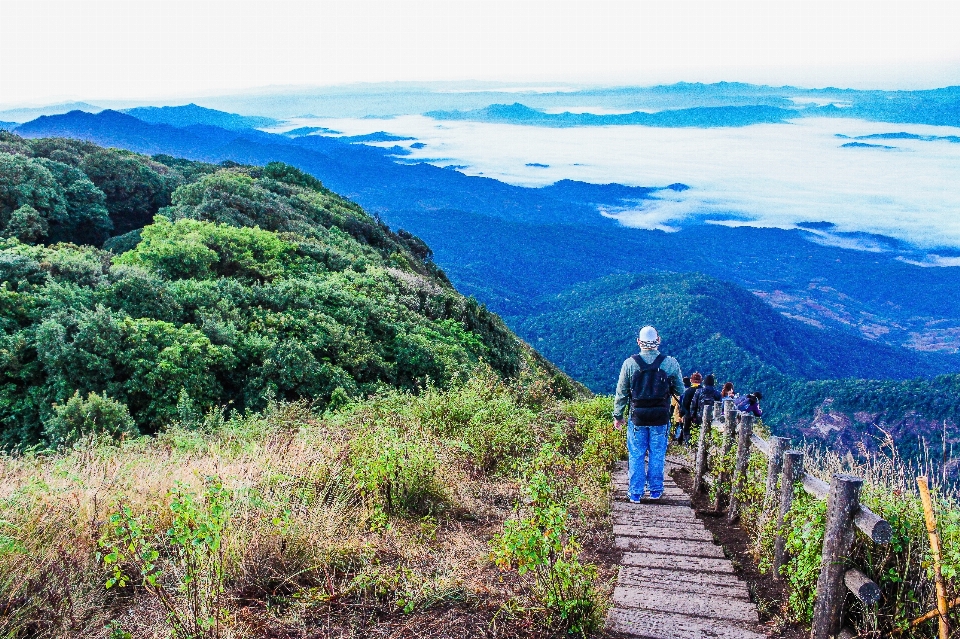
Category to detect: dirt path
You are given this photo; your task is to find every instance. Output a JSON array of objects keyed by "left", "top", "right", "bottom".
[{"left": 604, "top": 459, "right": 769, "bottom": 639}]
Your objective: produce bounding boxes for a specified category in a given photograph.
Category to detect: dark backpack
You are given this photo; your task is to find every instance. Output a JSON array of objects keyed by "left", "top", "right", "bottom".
[
  {"left": 692, "top": 386, "right": 717, "bottom": 423},
  {"left": 628, "top": 354, "right": 671, "bottom": 426}
]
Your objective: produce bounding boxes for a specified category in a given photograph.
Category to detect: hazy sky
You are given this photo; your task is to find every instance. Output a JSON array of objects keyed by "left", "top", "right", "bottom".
[{"left": 2, "top": 0, "right": 959, "bottom": 106}]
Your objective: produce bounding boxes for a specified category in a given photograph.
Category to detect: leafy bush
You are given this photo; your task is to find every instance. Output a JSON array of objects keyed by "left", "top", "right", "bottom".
[
  {"left": 459, "top": 395, "right": 536, "bottom": 474},
  {"left": 44, "top": 390, "right": 137, "bottom": 446},
  {"left": 101, "top": 479, "right": 232, "bottom": 639},
  {"left": 348, "top": 419, "right": 443, "bottom": 518},
  {"left": 492, "top": 447, "right": 602, "bottom": 636},
  {"left": 782, "top": 492, "right": 827, "bottom": 623}
]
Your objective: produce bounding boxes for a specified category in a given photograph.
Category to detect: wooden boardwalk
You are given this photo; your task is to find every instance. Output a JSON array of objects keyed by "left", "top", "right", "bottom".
[{"left": 605, "top": 459, "right": 767, "bottom": 639}]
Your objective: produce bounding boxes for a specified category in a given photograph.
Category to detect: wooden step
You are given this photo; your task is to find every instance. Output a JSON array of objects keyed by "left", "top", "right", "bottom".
[
  {"left": 606, "top": 607, "right": 767, "bottom": 639},
  {"left": 612, "top": 523, "right": 714, "bottom": 541},
  {"left": 621, "top": 551, "right": 735, "bottom": 574},
  {"left": 613, "top": 585, "right": 759, "bottom": 622},
  {"left": 618, "top": 566, "right": 750, "bottom": 597},
  {"left": 614, "top": 536, "right": 726, "bottom": 558}
]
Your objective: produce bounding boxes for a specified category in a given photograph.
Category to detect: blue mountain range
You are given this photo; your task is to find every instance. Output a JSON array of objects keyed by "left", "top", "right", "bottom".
[
  {"left": 426, "top": 103, "right": 796, "bottom": 127},
  {"left": 121, "top": 103, "right": 279, "bottom": 130}
]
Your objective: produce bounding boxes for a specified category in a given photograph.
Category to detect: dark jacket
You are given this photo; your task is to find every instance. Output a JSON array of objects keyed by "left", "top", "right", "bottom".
[
  {"left": 692, "top": 385, "right": 722, "bottom": 418},
  {"left": 680, "top": 384, "right": 699, "bottom": 416},
  {"left": 697, "top": 385, "right": 722, "bottom": 405}
]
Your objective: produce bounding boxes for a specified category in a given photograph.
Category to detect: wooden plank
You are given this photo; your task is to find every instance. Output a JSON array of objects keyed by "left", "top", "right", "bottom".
[
  {"left": 614, "top": 536, "right": 726, "bottom": 558},
  {"left": 618, "top": 567, "right": 749, "bottom": 598},
  {"left": 613, "top": 497, "right": 693, "bottom": 508},
  {"left": 613, "top": 585, "right": 759, "bottom": 622},
  {"left": 613, "top": 487, "right": 690, "bottom": 501},
  {"left": 611, "top": 482, "right": 686, "bottom": 494},
  {"left": 611, "top": 484, "right": 687, "bottom": 495},
  {"left": 613, "top": 515, "right": 701, "bottom": 529},
  {"left": 612, "top": 507, "right": 700, "bottom": 523},
  {"left": 612, "top": 523, "right": 713, "bottom": 540},
  {"left": 606, "top": 607, "right": 767, "bottom": 639},
  {"left": 621, "top": 552, "right": 735, "bottom": 573},
  {"left": 613, "top": 516, "right": 702, "bottom": 530},
  {"left": 612, "top": 501, "right": 697, "bottom": 514}
]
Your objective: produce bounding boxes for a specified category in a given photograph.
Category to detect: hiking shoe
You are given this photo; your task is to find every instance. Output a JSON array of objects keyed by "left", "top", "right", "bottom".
[
  {"left": 648, "top": 492, "right": 662, "bottom": 500},
  {"left": 628, "top": 495, "right": 643, "bottom": 503}
]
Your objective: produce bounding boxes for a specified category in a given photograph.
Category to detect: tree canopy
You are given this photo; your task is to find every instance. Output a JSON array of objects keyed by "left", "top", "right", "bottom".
[{"left": 0, "top": 133, "right": 537, "bottom": 448}]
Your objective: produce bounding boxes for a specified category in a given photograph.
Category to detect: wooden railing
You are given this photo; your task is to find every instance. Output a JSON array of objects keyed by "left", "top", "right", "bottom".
[{"left": 692, "top": 403, "right": 892, "bottom": 639}]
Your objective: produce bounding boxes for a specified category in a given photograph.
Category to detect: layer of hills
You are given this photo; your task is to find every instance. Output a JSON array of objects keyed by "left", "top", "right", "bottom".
[
  {"left": 425, "top": 103, "right": 795, "bottom": 127},
  {"left": 0, "top": 132, "right": 568, "bottom": 448},
  {"left": 4, "top": 106, "right": 959, "bottom": 466}
]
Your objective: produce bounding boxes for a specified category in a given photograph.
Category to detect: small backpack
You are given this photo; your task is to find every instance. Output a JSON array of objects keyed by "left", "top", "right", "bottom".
[
  {"left": 629, "top": 354, "right": 672, "bottom": 426},
  {"left": 692, "top": 386, "right": 716, "bottom": 423}
]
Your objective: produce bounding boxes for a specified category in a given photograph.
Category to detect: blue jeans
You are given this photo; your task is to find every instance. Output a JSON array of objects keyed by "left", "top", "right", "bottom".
[{"left": 627, "top": 423, "right": 668, "bottom": 497}]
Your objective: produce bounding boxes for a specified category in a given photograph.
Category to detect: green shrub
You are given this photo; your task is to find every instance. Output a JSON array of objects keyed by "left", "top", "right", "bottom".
[
  {"left": 782, "top": 492, "right": 827, "bottom": 623},
  {"left": 348, "top": 419, "right": 443, "bottom": 518},
  {"left": 100, "top": 479, "right": 232, "bottom": 639},
  {"left": 459, "top": 396, "right": 536, "bottom": 474},
  {"left": 44, "top": 391, "right": 137, "bottom": 446},
  {"left": 491, "top": 448, "right": 602, "bottom": 636}
]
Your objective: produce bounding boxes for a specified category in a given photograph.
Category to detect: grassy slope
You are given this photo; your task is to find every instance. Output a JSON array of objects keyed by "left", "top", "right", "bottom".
[{"left": 0, "top": 375, "right": 621, "bottom": 638}]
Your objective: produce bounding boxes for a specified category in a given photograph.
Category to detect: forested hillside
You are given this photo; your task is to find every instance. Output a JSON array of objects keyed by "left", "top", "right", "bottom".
[
  {"left": 516, "top": 272, "right": 945, "bottom": 393},
  {"left": 0, "top": 132, "right": 559, "bottom": 448},
  {"left": 516, "top": 271, "right": 960, "bottom": 468}
]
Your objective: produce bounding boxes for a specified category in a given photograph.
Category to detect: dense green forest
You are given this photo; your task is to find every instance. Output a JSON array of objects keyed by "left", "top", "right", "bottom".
[{"left": 0, "top": 132, "right": 557, "bottom": 448}]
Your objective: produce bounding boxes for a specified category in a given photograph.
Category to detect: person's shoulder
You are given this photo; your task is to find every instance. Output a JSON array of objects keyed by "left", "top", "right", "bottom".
[{"left": 662, "top": 354, "right": 681, "bottom": 367}]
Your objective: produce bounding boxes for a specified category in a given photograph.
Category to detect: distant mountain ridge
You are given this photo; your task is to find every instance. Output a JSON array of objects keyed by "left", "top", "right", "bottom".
[
  {"left": 122, "top": 103, "right": 279, "bottom": 130},
  {"left": 512, "top": 271, "right": 945, "bottom": 393},
  {"left": 0, "top": 101, "right": 102, "bottom": 123},
  {"left": 426, "top": 102, "right": 796, "bottom": 127}
]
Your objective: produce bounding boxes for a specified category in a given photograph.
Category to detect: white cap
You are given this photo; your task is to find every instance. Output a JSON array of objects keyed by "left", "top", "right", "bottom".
[{"left": 638, "top": 325, "right": 659, "bottom": 342}]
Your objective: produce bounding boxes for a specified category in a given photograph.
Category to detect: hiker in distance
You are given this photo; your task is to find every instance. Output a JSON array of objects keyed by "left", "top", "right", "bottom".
[
  {"left": 678, "top": 371, "right": 702, "bottom": 445},
  {"left": 613, "top": 326, "right": 685, "bottom": 502}
]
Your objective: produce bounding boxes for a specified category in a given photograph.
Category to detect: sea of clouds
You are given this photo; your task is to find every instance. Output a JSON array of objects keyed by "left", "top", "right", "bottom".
[{"left": 274, "top": 115, "right": 960, "bottom": 253}]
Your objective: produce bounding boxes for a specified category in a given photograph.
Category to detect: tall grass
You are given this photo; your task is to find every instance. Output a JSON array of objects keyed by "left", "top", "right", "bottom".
[{"left": 0, "top": 369, "right": 623, "bottom": 638}]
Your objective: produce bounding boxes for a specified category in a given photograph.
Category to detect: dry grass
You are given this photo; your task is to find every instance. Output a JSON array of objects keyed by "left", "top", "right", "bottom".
[{"left": 0, "top": 379, "right": 621, "bottom": 639}]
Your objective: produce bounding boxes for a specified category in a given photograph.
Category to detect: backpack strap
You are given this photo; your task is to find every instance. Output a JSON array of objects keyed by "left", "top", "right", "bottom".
[{"left": 631, "top": 353, "right": 666, "bottom": 371}]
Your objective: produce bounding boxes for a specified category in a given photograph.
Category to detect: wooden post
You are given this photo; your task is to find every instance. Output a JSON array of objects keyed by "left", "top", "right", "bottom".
[
  {"left": 765, "top": 436, "right": 791, "bottom": 505},
  {"left": 811, "top": 474, "right": 863, "bottom": 639},
  {"left": 917, "top": 476, "right": 950, "bottom": 639},
  {"left": 712, "top": 404, "right": 738, "bottom": 511},
  {"left": 773, "top": 450, "right": 804, "bottom": 579},
  {"left": 693, "top": 404, "right": 714, "bottom": 493},
  {"left": 727, "top": 413, "right": 754, "bottom": 524}
]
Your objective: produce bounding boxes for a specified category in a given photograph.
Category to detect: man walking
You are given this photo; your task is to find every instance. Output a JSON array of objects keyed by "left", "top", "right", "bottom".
[{"left": 613, "top": 326, "right": 685, "bottom": 501}]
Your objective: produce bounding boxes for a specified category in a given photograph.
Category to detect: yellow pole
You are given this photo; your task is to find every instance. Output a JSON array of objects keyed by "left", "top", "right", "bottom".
[{"left": 917, "top": 476, "right": 950, "bottom": 639}]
